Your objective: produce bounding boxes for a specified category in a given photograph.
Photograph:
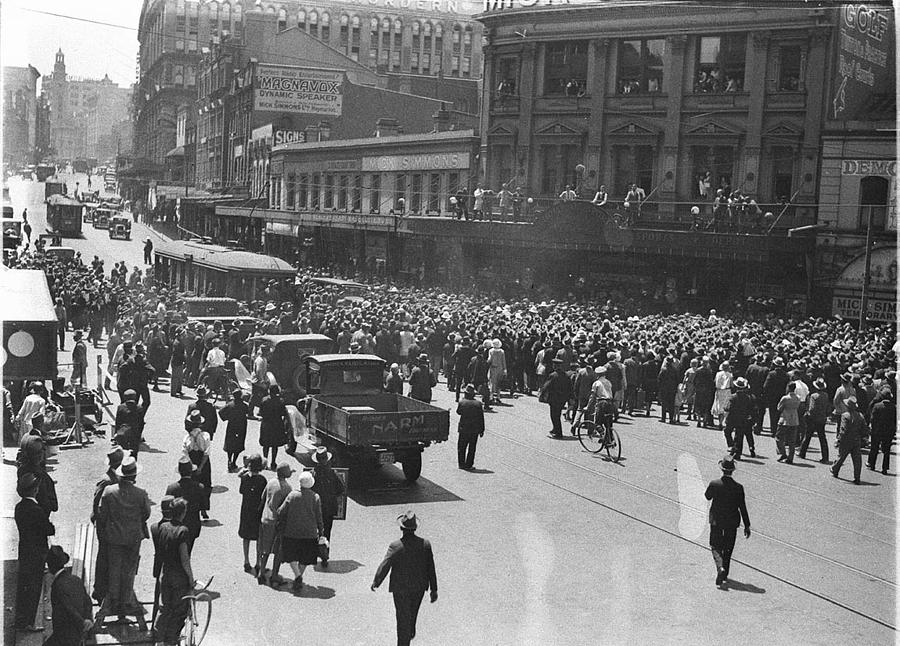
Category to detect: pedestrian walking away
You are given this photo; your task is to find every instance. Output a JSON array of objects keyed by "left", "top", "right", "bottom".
[
  {"left": 705, "top": 456, "right": 751, "bottom": 589},
  {"left": 457, "top": 384, "right": 485, "bottom": 469},
  {"left": 310, "top": 446, "right": 345, "bottom": 567},
  {"left": 371, "top": 511, "right": 438, "bottom": 646}
]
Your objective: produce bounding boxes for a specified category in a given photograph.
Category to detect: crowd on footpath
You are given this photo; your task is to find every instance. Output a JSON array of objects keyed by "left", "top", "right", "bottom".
[{"left": 4, "top": 241, "right": 897, "bottom": 644}]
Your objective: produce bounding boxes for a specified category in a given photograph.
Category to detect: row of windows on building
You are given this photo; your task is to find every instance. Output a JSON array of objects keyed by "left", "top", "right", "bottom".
[
  {"left": 270, "top": 170, "right": 472, "bottom": 214},
  {"left": 496, "top": 35, "right": 804, "bottom": 98},
  {"left": 173, "top": 0, "right": 243, "bottom": 53}
]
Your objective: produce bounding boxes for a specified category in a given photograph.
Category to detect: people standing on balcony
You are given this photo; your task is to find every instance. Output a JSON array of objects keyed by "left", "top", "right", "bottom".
[
  {"left": 498, "top": 183, "right": 513, "bottom": 221},
  {"left": 472, "top": 183, "right": 485, "bottom": 220},
  {"left": 698, "top": 171, "right": 711, "bottom": 199},
  {"left": 559, "top": 185, "right": 577, "bottom": 201},
  {"left": 455, "top": 185, "right": 470, "bottom": 220},
  {"left": 708, "top": 189, "right": 727, "bottom": 232},
  {"left": 592, "top": 185, "right": 608, "bottom": 207}
]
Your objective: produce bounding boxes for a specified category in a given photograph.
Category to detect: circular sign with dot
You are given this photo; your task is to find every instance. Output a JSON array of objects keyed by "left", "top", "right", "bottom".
[{"left": 7, "top": 330, "right": 35, "bottom": 357}]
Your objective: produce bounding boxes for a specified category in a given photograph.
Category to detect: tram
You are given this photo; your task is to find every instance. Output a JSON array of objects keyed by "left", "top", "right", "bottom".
[
  {"left": 154, "top": 238, "right": 297, "bottom": 301},
  {"left": 46, "top": 194, "right": 84, "bottom": 237}
]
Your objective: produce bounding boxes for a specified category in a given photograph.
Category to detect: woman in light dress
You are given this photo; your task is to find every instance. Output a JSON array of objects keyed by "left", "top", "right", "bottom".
[{"left": 711, "top": 361, "right": 734, "bottom": 431}]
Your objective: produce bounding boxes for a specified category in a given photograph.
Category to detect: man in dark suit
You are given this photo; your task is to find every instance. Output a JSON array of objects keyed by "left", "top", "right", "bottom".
[
  {"left": 868, "top": 391, "right": 895, "bottom": 475},
  {"left": 545, "top": 357, "right": 573, "bottom": 437},
  {"left": 371, "top": 511, "right": 438, "bottom": 646},
  {"left": 452, "top": 338, "right": 476, "bottom": 402},
  {"left": 456, "top": 384, "right": 485, "bottom": 470},
  {"left": 763, "top": 356, "right": 790, "bottom": 434},
  {"left": 165, "top": 458, "right": 206, "bottom": 552},
  {"left": 745, "top": 354, "right": 769, "bottom": 434},
  {"left": 704, "top": 456, "right": 751, "bottom": 589},
  {"left": 44, "top": 545, "right": 93, "bottom": 646},
  {"left": 15, "top": 472, "right": 55, "bottom": 631}
]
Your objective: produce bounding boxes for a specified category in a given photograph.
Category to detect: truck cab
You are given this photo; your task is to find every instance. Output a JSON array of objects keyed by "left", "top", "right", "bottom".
[
  {"left": 304, "top": 354, "right": 449, "bottom": 482},
  {"left": 247, "top": 334, "right": 334, "bottom": 402}
]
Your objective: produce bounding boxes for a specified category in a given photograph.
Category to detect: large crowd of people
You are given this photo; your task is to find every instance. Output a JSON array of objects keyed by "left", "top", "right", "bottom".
[{"left": 5, "top": 240, "right": 897, "bottom": 642}]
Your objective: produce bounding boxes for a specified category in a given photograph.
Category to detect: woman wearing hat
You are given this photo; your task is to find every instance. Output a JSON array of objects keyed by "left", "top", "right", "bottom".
[
  {"left": 487, "top": 339, "right": 507, "bottom": 406},
  {"left": 183, "top": 411, "right": 212, "bottom": 519},
  {"left": 219, "top": 389, "right": 250, "bottom": 472},
  {"left": 275, "top": 471, "right": 323, "bottom": 591},
  {"left": 237, "top": 454, "right": 267, "bottom": 574},
  {"left": 310, "top": 447, "right": 345, "bottom": 567},
  {"left": 711, "top": 361, "right": 733, "bottom": 431}
]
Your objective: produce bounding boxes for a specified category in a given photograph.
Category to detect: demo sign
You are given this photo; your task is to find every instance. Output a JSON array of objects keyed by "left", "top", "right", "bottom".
[{"left": 255, "top": 65, "right": 343, "bottom": 116}]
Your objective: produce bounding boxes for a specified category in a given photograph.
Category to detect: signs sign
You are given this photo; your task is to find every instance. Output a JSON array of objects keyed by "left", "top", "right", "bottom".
[
  {"left": 362, "top": 153, "right": 470, "bottom": 172},
  {"left": 832, "top": 4, "right": 895, "bottom": 120},
  {"left": 255, "top": 65, "right": 343, "bottom": 116},
  {"left": 274, "top": 130, "right": 306, "bottom": 146}
]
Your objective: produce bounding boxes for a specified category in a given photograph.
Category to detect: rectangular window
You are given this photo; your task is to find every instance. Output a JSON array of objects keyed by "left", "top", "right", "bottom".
[
  {"left": 779, "top": 46, "right": 802, "bottom": 91},
  {"left": 392, "top": 50, "right": 401, "bottom": 72},
  {"left": 614, "top": 145, "right": 655, "bottom": 199},
  {"left": 298, "top": 174, "right": 308, "bottom": 209},
  {"left": 448, "top": 172, "right": 460, "bottom": 197},
  {"left": 544, "top": 41, "right": 588, "bottom": 96},
  {"left": 696, "top": 35, "right": 746, "bottom": 93},
  {"left": 617, "top": 39, "right": 664, "bottom": 94},
  {"left": 338, "top": 175, "right": 348, "bottom": 210},
  {"left": 352, "top": 175, "right": 362, "bottom": 212},
  {"left": 451, "top": 55, "right": 460, "bottom": 75},
  {"left": 324, "top": 174, "right": 334, "bottom": 209},
  {"left": 498, "top": 57, "right": 519, "bottom": 96},
  {"left": 370, "top": 174, "right": 381, "bottom": 213},
  {"left": 411, "top": 51, "right": 419, "bottom": 72},
  {"left": 394, "top": 174, "right": 406, "bottom": 211},
  {"left": 411, "top": 174, "right": 423, "bottom": 212},
  {"left": 340, "top": 25, "right": 349, "bottom": 50},
  {"left": 428, "top": 173, "right": 441, "bottom": 212},
  {"left": 859, "top": 176, "right": 889, "bottom": 231},
  {"left": 539, "top": 145, "right": 558, "bottom": 195},
  {"left": 286, "top": 174, "right": 296, "bottom": 209},
  {"left": 421, "top": 53, "right": 431, "bottom": 74},
  {"left": 311, "top": 173, "right": 320, "bottom": 210},
  {"left": 770, "top": 146, "right": 793, "bottom": 202},
  {"left": 691, "top": 145, "right": 735, "bottom": 197},
  {"left": 462, "top": 56, "right": 471, "bottom": 77},
  {"left": 321, "top": 25, "right": 330, "bottom": 42}
]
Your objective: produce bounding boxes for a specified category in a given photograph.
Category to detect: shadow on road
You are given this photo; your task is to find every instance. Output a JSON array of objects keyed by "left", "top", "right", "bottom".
[
  {"left": 313, "top": 559, "right": 363, "bottom": 574},
  {"left": 465, "top": 468, "right": 495, "bottom": 474},
  {"left": 724, "top": 579, "right": 765, "bottom": 593},
  {"left": 293, "top": 583, "right": 335, "bottom": 599},
  {"left": 210, "top": 485, "right": 229, "bottom": 494},
  {"left": 349, "top": 466, "right": 463, "bottom": 507}
]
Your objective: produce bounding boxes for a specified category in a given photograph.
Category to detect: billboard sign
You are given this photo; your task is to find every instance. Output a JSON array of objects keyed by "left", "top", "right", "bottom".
[
  {"left": 255, "top": 65, "right": 343, "bottom": 116},
  {"left": 832, "top": 4, "right": 895, "bottom": 120}
]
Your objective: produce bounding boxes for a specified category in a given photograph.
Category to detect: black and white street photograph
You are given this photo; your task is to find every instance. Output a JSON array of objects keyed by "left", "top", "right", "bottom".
[{"left": 1, "top": 0, "right": 897, "bottom": 644}]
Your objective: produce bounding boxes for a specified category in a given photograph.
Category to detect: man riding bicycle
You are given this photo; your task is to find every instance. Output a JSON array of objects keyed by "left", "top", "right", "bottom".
[{"left": 584, "top": 366, "right": 616, "bottom": 442}]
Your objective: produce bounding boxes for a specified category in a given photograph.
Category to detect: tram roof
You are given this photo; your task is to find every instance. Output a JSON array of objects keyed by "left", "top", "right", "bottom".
[
  {"left": 1, "top": 269, "right": 58, "bottom": 322},
  {"left": 46, "top": 194, "right": 84, "bottom": 208},
  {"left": 155, "top": 239, "right": 296, "bottom": 276}
]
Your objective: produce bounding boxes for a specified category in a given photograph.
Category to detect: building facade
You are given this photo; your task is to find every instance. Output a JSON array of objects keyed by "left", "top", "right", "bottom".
[{"left": 2, "top": 65, "right": 41, "bottom": 167}]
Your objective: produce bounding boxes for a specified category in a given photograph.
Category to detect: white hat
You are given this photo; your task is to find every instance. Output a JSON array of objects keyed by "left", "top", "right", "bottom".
[
  {"left": 299, "top": 471, "right": 315, "bottom": 489},
  {"left": 311, "top": 446, "right": 333, "bottom": 464}
]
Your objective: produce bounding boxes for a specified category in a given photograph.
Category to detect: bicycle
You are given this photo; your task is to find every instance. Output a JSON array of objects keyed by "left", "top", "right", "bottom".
[
  {"left": 574, "top": 400, "right": 622, "bottom": 462},
  {"left": 181, "top": 576, "right": 214, "bottom": 646}
]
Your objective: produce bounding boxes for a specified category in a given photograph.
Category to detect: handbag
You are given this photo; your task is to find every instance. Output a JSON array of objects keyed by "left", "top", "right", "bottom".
[
  {"left": 317, "top": 536, "right": 330, "bottom": 561},
  {"left": 538, "top": 381, "right": 551, "bottom": 404}
]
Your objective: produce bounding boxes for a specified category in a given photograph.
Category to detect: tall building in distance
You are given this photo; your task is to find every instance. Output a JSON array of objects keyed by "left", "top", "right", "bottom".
[
  {"left": 42, "top": 49, "right": 131, "bottom": 162},
  {"left": 2, "top": 65, "right": 41, "bottom": 167}
]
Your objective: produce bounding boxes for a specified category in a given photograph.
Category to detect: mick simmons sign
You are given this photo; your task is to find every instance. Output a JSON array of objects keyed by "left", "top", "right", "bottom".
[{"left": 255, "top": 65, "right": 343, "bottom": 116}]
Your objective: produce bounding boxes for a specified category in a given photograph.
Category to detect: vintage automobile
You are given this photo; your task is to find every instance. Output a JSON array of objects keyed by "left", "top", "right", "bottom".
[
  {"left": 43, "top": 246, "right": 77, "bottom": 261},
  {"left": 304, "top": 354, "right": 449, "bottom": 482},
  {"left": 108, "top": 215, "right": 132, "bottom": 240},
  {"left": 246, "top": 334, "right": 334, "bottom": 403},
  {"left": 91, "top": 207, "right": 114, "bottom": 230}
]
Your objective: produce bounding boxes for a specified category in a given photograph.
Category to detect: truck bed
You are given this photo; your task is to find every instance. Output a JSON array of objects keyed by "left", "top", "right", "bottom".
[{"left": 310, "top": 394, "right": 449, "bottom": 447}]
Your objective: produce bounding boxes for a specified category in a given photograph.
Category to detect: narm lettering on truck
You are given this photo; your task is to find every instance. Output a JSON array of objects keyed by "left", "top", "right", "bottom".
[{"left": 372, "top": 415, "right": 426, "bottom": 435}]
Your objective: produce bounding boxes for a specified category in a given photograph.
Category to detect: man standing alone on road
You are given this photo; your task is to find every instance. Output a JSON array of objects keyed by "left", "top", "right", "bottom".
[
  {"left": 143, "top": 238, "right": 153, "bottom": 265},
  {"left": 456, "top": 384, "right": 485, "bottom": 470},
  {"left": 543, "top": 357, "right": 573, "bottom": 438},
  {"left": 705, "top": 456, "right": 750, "bottom": 589},
  {"left": 371, "top": 511, "right": 438, "bottom": 646}
]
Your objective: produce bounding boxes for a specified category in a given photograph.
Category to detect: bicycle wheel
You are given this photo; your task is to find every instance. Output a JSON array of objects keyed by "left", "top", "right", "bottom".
[
  {"left": 577, "top": 419, "right": 604, "bottom": 454},
  {"left": 604, "top": 426, "right": 622, "bottom": 463},
  {"left": 182, "top": 594, "right": 212, "bottom": 646}
]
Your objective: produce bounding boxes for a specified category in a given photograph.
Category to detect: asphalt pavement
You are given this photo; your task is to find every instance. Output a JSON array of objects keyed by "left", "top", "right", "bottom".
[{"left": 3, "top": 176, "right": 896, "bottom": 646}]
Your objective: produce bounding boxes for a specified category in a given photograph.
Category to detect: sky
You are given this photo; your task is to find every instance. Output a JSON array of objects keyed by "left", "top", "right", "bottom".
[{"left": 2, "top": 0, "right": 142, "bottom": 88}]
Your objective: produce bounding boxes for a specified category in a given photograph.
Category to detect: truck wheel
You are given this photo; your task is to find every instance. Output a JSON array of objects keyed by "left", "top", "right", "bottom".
[{"left": 401, "top": 453, "right": 422, "bottom": 482}]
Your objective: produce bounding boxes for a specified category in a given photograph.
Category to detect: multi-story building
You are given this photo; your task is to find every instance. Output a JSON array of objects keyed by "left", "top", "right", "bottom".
[
  {"left": 42, "top": 49, "right": 131, "bottom": 161},
  {"left": 2, "top": 65, "right": 41, "bottom": 167}
]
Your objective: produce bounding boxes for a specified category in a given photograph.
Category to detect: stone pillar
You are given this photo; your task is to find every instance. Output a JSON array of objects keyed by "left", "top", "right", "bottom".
[
  {"left": 660, "top": 35, "right": 687, "bottom": 216},
  {"left": 799, "top": 28, "right": 830, "bottom": 202},
  {"left": 517, "top": 42, "right": 537, "bottom": 192},
  {"left": 743, "top": 31, "right": 770, "bottom": 197},
  {"left": 586, "top": 39, "right": 610, "bottom": 191},
  {"left": 478, "top": 44, "right": 494, "bottom": 185}
]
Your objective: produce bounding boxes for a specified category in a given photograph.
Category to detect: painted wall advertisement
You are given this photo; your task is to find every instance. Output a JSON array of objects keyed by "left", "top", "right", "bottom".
[
  {"left": 254, "top": 65, "right": 343, "bottom": 116},
  {"left": 832, "top": 4, "right": 895, "bottom": 120}
]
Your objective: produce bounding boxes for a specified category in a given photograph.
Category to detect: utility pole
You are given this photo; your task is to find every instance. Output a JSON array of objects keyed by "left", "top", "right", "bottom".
[{"left": 858, "top": 205, "right": 875, "bottom": 330}]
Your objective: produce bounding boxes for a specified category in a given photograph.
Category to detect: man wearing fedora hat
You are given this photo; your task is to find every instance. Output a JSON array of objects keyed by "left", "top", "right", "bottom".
[
  {"left": 868, "top": 390, "right": 895, "bottom": 475},
  {"left": 166, "top": 457, "right": 206, "bottom": 552},
  {"left": 72, "top": 329, "right": 88, "bottom": 386},
  {"left": 543, "top": 356, "right": 573, "bottom": 438},
  {"left": 456, "top": 384, "right": 485, "bottom": 469},
  {"left": 799, "top": 378, "right": 830, "bottom": 463},
  {"left": 371, "top": 511, "right": 438, "bottom": 646},
  {"left": 91, "top": 447, "right": 125, "bottom": 603},
  {"left": 763, "top": 356, "right": 789, "bottom": 435},
  {"left": 832, "top": 397, "right": 866, "bottom": 484},
  {"left": 409, "top": 354, "right": 437, "bottom": 403},
  {"left": 311, "top": 447, "right": 345, "bottom": 566},
  {"left": 705, "top": 456, "right": 751, "bottom": 589},
  {"left": 44, "top": 545, "right": 93, "bottom": 646},
  {"left": 14, "top": 472, "right": 55, "bottom": 632},
  {"left": 153, "top": 498, "right": 196, "bottom": 646},
  {"left": 725, "top": 377, "right": 756, "bottom": 459},
  {"left": 95, "top": 456, "right": 150, "bottom": 629}
]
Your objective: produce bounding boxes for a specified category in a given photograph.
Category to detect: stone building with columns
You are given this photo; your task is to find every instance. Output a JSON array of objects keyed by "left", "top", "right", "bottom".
[{"left": 476, "top": 1, "right": 833, "bottom": 224}]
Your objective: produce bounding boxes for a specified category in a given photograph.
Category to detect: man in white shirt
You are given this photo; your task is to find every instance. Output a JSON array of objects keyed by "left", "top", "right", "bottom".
[
  {"left": 201, "top": 339, "right": 227, "bottom": 395},
  {"left": 559, "top": 185, "right": 577, "bottom": 201},
  {"left": 15, "top": 384, "right": 46, "bottom": 440}
]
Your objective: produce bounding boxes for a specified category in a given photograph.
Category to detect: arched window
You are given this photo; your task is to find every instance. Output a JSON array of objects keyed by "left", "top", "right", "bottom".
[
  {"left": 370, "top": 17, "right": 379, "bottom": 30},
  {"left": 277, "top": 8, "right": 287, "bottom": 31},
  {"left": 340, "top": 14, "right": 349, "bottom": 26},
  {"left": 859, "top": 176, "right": 889, "bottom": 231},
  {"left": 174, "top": 65, "right": 184, "bottom": 86},
  {"left": 412, "top": 21, "right": 420, "bottom": 36},
  {"left": 393, "top": 19, "right": 402, "bottom": 32},
  {"left": 351, "top": 15, "right": 360, "bottom": 27},
  {"left": 464, "top": 25, "right": 473, "bottom": 51},
  {"left": 309, "top": 10, "right": 318, "bottom": 24},
  {"left": 298, "top": 10, "right": 306, "bottom": 30},
  {"left": 321, "top": 12, "right": 330, "bottom": 41},
  {"left": 233, "top": 3, "right": 241, "bottom": 37},
  {"left": 221, "top": 2, "right": 231, "bottom": 29},
  {"left": 209, "top": 2, "right": 218, "bottom": 31},
  {"left": 423, "top": 21, "right": 432, "bottom": 36}
]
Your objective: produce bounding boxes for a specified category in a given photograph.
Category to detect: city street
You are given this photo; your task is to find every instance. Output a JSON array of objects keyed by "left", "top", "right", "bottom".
[{"left": 3, "top": 178, "right": 895, "bottom": 646}]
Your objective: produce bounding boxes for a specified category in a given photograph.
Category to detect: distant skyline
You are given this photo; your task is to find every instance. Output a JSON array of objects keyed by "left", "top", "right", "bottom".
[{"left": 2, "top": 1, "right": 141, "bottom": 88}]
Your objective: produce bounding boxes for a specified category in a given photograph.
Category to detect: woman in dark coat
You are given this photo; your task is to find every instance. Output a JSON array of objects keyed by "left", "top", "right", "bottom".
[
  {"left": 237, "top": 454, "right": 267, "bottom": 574},
  {"left": 310, "top": 447, "right": 345, "bottom": 567},
  {"left": 183, "top": 410, "right": 212, "bottom": 518},
  {"left": 657, "top": 356, "right": 681, "bottom": 424},
  {"left": 219, "top": 389, "right": 250, "bottom": 472},
  {"left": 258, "top": 384, "right": 289, "bottom": 470}
]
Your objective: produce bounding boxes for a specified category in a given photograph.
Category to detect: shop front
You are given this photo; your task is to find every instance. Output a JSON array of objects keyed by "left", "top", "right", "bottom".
[{"left": 830, "top": 246, "right": 898, "bottom": 324}]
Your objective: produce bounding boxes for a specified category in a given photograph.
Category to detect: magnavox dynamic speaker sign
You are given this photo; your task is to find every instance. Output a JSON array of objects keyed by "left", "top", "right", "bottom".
[{"left": 254, "top": 65, "right": 343, "bottom": 117}]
